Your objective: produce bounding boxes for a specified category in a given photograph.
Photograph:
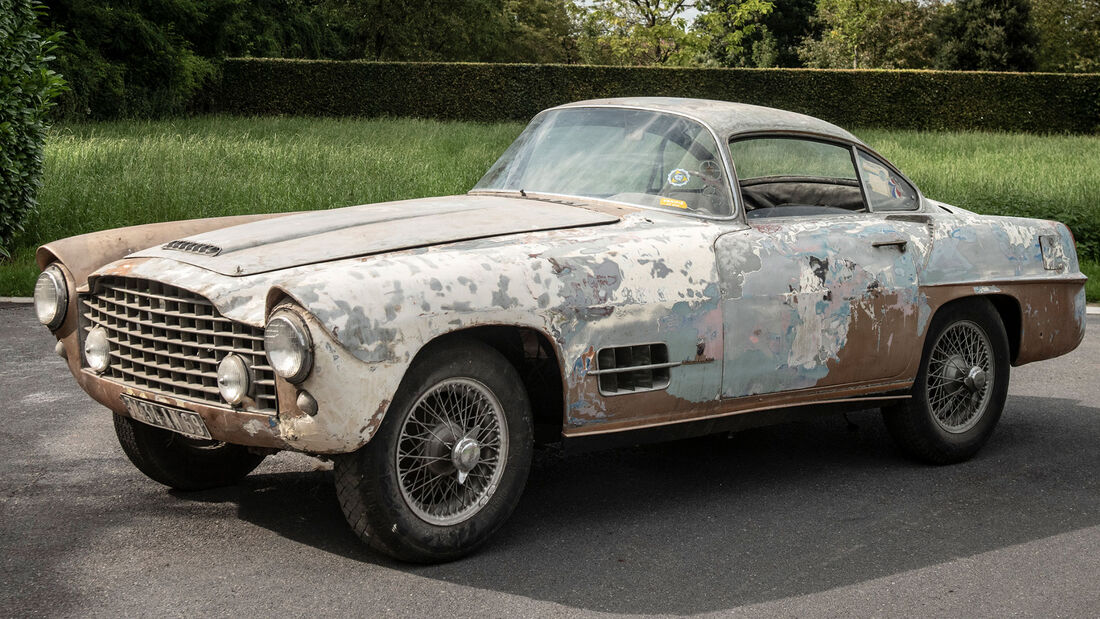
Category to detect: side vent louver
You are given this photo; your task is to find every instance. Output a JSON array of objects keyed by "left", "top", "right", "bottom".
[{"left": 593, "top": 343, "right": 679, "bottom": 396}]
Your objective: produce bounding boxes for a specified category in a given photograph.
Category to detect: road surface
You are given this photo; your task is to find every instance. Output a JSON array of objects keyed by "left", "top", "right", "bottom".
[{"left": 2, "top": 303, "right": 1097, "bottom": 617}]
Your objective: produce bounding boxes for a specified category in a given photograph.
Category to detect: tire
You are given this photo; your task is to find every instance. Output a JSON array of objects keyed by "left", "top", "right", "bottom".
[
  {"left": 334, "top": 339, "right": 534, "bottom": 563},
  {"left": 113, "top": 413, "right": 266, "bottom": 490},
  {"left": 882, "top": 298, "right": 1010, "bottom": 464}
]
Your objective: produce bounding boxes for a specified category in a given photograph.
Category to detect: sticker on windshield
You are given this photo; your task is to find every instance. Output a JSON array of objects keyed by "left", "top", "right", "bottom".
[
  {"left": 667, "top": 169, "right": 690, "bottom": 186},
  {"left": 660, "top": 197, "right": 688, "bottom": 209}
]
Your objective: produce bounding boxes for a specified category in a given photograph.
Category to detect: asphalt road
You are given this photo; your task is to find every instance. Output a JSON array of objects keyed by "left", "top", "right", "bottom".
[{"left": 1, "top": 302, "right": 1097, "bottom": 618}]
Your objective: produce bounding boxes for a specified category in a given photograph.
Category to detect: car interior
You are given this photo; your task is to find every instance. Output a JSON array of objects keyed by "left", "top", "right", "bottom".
[{"left": 730, "top": 135, "right": 919, "bottom": 219}]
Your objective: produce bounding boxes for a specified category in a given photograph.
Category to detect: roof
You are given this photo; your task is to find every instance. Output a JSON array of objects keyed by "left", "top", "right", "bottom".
[{"left": 554, "top": 97, "right": 863, "bottom": 145}]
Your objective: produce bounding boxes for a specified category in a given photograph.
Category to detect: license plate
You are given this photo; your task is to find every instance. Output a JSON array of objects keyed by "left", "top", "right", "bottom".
[{"left": 121, "top": 395, "right": 212, "bottom": 440}]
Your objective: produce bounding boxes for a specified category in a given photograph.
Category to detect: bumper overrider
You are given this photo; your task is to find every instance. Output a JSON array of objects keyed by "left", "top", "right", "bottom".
[{"left": 39, "top": 263, "right": 403, "bottom": 455}]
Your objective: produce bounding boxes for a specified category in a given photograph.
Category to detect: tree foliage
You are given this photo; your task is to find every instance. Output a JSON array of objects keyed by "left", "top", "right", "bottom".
[
  {"left": 35, "top": 0, "right": 1098, "bottom": 121},
  {"left": 571, "top": 0, "right": 706, "bottom": 65},
  {"left": 798, "top": 0, "right": 938, "bottom": 69},
  {"left": 1030, "top": 0, "right": 1100, "bottom": 72},
  {"left": 0, "top": 0, "right": 66, "bottom": 259},
  {"left": 693, "top": 0, "right": 777, "bottom": 67},
  {"left": 936, "top": 0, "right": 1038, "bottom": 71}
]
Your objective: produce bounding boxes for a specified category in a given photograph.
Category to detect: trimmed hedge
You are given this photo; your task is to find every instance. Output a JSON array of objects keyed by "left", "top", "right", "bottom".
[
  {"left": 212, "top": 59, "right": 1100, "bottom": 134},
  {"left": 0, "top": 0, "right": 65, "bottom": 259}
]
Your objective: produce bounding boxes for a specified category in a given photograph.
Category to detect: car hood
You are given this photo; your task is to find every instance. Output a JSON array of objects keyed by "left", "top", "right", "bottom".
[{"left": 129, "top": 194, "right": 620, "bottom": 276}]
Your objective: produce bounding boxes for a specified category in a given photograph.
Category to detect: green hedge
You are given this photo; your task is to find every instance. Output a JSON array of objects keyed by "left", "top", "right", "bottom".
[
  {"left": 212, "top": 59, "right": 1100, "bottom": 133},
  {"left": 0, "top": 0, "right": 65, "bottom": 259}
]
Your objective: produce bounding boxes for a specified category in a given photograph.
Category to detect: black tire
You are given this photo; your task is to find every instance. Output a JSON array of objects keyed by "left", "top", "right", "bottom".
[
  {"left": 882, "top": 298, "right": 1010, "bottom": 464},
  {"left": 113, "top": 413, "right": 266, "bottom": 490},
  {"left": 334, "top": 339, "right": 534, "bottom": 563}
]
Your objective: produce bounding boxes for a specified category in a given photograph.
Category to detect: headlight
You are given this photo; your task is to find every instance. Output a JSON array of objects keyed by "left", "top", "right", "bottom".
[
  {"left": 217, "top": 354, "right": 251, "bottom": 405},
  {"left": 84, "top": 327, "right": 110, "bottom": 372},
  {"left": 34, "top": 266, "right": 68, "bottom": 329},
  {"left": 264, "top": 311, "right": 313, "bottom": 383}
]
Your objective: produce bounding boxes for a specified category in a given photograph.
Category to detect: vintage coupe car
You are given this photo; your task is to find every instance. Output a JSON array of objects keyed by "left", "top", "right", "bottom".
[{"left": 34, "top": 98, "right": 1085, "bottom": 562}]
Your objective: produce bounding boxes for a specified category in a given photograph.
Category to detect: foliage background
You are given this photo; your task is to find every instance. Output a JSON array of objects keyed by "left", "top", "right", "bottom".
[
  {"left": 212, "top": 59, "right": 1100, "bottom": 134},
  {"left": 37, "top": 0, "right": 1100, "bottom": 121},
  {"left": 0, "top": 0, "right": 66, "bottom": 259}
]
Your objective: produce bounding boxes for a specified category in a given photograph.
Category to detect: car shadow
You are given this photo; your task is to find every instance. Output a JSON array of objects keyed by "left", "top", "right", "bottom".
[{"left": 182, "top": 395, "right": 1100, "bottom": 614}]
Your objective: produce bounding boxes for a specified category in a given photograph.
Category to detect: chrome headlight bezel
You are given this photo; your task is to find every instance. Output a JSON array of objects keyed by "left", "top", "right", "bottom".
[
  {"left": 34, "top": 266, "right": 68, "bottom": 330},
  {"left": 264, "top": 311, "right": 313, "bottom": 384}
]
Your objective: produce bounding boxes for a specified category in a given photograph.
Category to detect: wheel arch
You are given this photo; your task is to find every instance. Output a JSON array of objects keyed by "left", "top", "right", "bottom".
[
  {"left": 410, "top": 325, "right": 566, "bottom": 444},
  {"left": 925, "top": 293, "right": 1021, "bottom": 363}
]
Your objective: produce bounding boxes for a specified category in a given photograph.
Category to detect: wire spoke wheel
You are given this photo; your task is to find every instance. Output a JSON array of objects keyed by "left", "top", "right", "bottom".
[
  {"left": 395, "top": 378, "right": 509, "bottom": 526},
  {"left": 926, "top": 320, "right": 994, "bottom": 434}
]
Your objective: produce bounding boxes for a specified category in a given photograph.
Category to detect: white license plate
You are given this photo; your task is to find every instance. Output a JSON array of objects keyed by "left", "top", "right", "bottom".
[{"left": 121, "top": 395, "right": 212, "bottom": 440}]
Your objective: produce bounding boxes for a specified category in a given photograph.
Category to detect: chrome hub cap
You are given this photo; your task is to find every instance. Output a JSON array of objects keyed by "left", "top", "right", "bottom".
[
  {"left": 452, "top": 437, "right": 482, "bottom": 484},
  {"left": 964, "top": 366, "right": 987, "bottom": 392},
  {"left": 927, "top": 320, "right": 994, "bottom": 434},
  {"left": 395, "top": 378, "right": 508, "bottom": 526}
]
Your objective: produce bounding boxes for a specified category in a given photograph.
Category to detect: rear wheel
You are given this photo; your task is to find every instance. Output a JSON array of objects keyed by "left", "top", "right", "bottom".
[
  {"left": 882, "top": 299, "right": 1010, "bottom": 464},
  {"left": 113, "top": 413, "right": 266, "bottom": 490},
  {"left": 334, "top": 339, "right": 533, "bottom": 563}
]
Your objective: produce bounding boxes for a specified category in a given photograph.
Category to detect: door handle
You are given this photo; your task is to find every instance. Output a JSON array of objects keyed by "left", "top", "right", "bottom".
[{"left": 872, "top": 239, "right": 908, "bottom": 251}]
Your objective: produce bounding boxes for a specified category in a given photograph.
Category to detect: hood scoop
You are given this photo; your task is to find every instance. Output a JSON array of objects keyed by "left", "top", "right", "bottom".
[{"left": 163, "top": 239, "right": 223, "bottom": 256}]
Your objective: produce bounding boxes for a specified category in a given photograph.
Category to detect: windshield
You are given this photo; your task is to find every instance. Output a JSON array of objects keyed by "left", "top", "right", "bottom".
[{"left": 474, "top": 108, "right": 733, "bottom": 217}]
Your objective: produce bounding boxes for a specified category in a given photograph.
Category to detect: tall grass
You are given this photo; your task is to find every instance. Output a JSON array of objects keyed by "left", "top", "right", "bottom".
[
  {"left": 2, "top": 117, "right": 1097, "bottom": 301},
  {"left": 1, "top": 116, "right": 522, "bottom": 295}
]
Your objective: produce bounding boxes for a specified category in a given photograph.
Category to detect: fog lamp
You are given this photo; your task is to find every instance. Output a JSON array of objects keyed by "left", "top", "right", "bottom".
[
  {"left": 84, "top": 327, "right": 110, "bottom": 373},
  {"left": 217, "top": 354, "right": 251, "bottom": 406}
]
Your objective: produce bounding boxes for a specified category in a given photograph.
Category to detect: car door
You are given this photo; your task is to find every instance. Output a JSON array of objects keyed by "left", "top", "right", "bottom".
[{"left": 715, "top": 136, "right": 931, "bottom": 399}]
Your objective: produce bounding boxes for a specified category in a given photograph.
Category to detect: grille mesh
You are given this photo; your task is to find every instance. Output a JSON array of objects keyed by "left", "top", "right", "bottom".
[{"left": 81, "top": 277, "right": 277, "bottom": 413}]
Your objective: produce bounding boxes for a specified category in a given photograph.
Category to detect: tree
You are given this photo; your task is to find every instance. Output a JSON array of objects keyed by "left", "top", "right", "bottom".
[
  {"left": 693, "top": 0, "right": 775, "bottom": 67},
  {"left": 572, "top": 0, "right": 706, "bottom": 65},
  {"left": 696, "top": 0, "right": 819, "bottom": 67},
  {"left": 1030, "top": 0, "right": 1100, "bottom": 72},
  {"left": 936, "top": 0, "right": 1038, "bottom": 71},
  {"left": 494, "top": 0, "right": 577, "bottom": 63},
  {"left": 798, "top": 0, "right": 938, "bottom": 69}
]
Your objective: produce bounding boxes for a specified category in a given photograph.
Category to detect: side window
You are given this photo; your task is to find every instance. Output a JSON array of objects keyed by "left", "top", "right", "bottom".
[
  {"left": 730, "top": 137, "right": 866, "bottom": 218},
  {"left": 856, "top": 150, "right": 919, "bottom": 211}
]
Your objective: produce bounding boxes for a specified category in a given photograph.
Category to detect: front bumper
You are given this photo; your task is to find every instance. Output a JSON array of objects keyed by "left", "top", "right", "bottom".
[
  {"left": 76, "top": 367, "right": 288, "bottom": 449},
  {"left": 49, "top": 259, "right": 407, "bottom": 455}
]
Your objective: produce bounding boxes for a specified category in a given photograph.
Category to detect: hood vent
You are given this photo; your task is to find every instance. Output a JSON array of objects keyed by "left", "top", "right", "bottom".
[
  {"left": 163, "top": 240, "right": 222, "bottom": 256},
  {"left": 592, "top": 343, "right": 679, "bottom": 396}
]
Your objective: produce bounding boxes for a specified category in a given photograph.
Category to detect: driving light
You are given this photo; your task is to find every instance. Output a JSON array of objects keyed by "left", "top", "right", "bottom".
[
  {"left": 84, "top": 327, "right": 110, "bottom": 372},
  {"left": 264, "top": 312, "right": 313, "bottom": 384},
  {"left": 217, "top": 354, "right": 251, "bottom": 406},
  {"left": 34, "top": 266, "right": 68, "bottom": 329}
]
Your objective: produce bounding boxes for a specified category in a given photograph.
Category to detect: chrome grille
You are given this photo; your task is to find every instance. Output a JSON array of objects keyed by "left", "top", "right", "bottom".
[{"left": 81, "top": 277, "right": 277, "bottom": 413}]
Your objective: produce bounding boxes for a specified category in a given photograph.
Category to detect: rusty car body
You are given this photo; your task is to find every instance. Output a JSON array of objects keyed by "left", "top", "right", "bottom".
[{"left": 35, "top": 98, "right": 1086, "bottom": 562}]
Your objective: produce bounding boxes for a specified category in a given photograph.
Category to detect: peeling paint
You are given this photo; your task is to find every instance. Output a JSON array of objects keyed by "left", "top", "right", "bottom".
[{"left": 40, "top": 101, "right": 1087, "bottom": 456}]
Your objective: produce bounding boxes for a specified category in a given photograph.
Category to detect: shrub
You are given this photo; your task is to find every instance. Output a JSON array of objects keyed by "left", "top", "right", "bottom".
[
  {"left": 213, "top": 59, "right": 1100, "bottom": 134},
  {"left": 42, "top": 0, "right": 218, "bottom": 120},
  {"left": 0, "top": 0, "right": 66, "bottom": 259}
]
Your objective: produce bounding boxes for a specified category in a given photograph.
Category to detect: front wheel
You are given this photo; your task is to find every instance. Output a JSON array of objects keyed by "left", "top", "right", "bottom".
[
  {"left": 882, "top": 299, "right": 1010, "bottom": 464},
  {"left": 113, "top": 413, "right": 266, "bottom": 490},
  {"left": 334, "top": 339, "right": 533, "bottom": 563}
]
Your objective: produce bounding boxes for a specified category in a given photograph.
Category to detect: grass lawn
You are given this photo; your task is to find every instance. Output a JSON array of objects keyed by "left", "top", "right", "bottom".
[{"left": 2, "top": 116, "right": 1097, "bottom": 303}]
